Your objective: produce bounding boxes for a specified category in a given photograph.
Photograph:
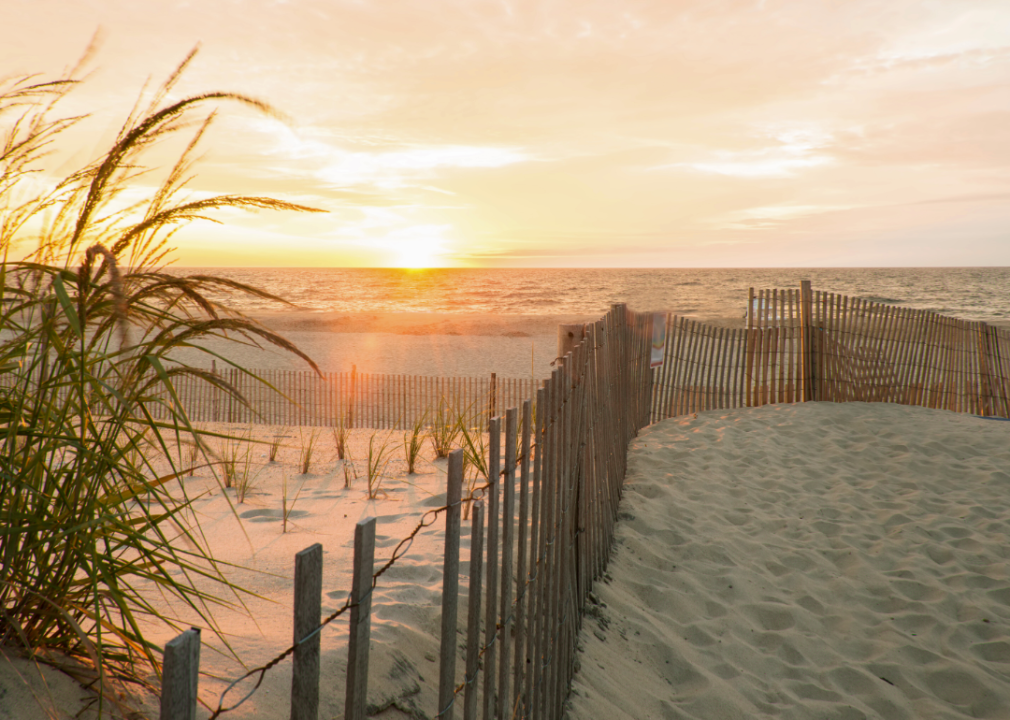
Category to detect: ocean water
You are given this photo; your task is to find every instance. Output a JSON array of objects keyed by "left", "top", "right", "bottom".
[{"left": 173, "top": 267, "right": 1010, "bottom": 324}]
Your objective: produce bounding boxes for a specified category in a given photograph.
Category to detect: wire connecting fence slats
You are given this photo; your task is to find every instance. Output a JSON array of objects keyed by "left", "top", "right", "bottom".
[
  {"left": 651, "top": 284, "right": 1010, "bottom": 422},
  {"left": 138, "top": 370, "right": 541, "bottom": 430},
  {"left": 158, "top": 304, "right": 653, "bottom": 720}
]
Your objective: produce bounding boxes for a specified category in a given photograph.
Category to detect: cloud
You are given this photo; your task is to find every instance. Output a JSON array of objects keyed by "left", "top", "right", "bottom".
[
  {"left": 244, "top": 118, "right": 529, "bottom": 189},
  {"left": 6, "top": 0, "right": 1010, "bottom": 266}
]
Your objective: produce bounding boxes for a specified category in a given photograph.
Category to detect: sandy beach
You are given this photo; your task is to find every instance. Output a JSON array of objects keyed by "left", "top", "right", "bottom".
[
  {"left": 6, "top": 371, "right": 1010, "bottom": 718},
  {"left": 166, "top": 312, "right": 599, "bottom": 377},
  {"left": 5, "top": 424, "right": 468, "bottom": 720},
  {"left": 568, "top": 402, "right": 1010, "bottom": 719}
]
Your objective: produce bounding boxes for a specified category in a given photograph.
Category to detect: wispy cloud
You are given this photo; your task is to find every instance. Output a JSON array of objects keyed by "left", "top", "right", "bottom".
[
  {"left": 250, "top": 119, "right": 528, "bottom": 189},
  {"left": 5, "top": 0, "right": 1010, "bottom": 265}
]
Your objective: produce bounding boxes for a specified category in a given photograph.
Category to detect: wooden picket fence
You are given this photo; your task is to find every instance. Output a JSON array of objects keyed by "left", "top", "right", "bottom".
[
  {"left": 650, "top": 281, "right": 1010, "bottom": 421},
  {"left": 159, "top": 304, "right": 653, "bottom": 720},
  {"left": 153, "top": 369, "right": 538, "bottom": 430}
]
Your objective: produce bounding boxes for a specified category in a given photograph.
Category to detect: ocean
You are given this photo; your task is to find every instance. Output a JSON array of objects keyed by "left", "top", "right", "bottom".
[{"left": 173, "top": 267, "right": 1010, "bottom": 325}]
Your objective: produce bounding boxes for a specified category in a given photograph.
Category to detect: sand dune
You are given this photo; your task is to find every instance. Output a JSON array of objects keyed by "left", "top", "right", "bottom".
[
  {"left": 3, "top": 426, "right": 460, "bottom": 720},
  {"left": 8, "top": 400, "right": 1010, "bottom": 718},
  {"left": 568, "top": 402, "right": 1010, "bottom": 720}
]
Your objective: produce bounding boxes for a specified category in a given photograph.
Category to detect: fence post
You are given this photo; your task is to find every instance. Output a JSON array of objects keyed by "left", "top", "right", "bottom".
[
  {"left": 977, "top": 322, "right": 993, "bottom": 416},
  {"left": 212, "top": 359, "right": 220, "bottom": 422},
  {"left": 292, "top": 544, "right": 323, "bottom": 720},
  {"left": 160, "top": 627, "right": 200, "bottom": 720},
  {"left": 463, "top": 498, "right": 485, "bottom": 720},
  {"left": 349, "top": 364, "right": 357, "bottom": 429},
  {"left": 437, "top": 450, "right": 464, "bottom": 719},
  {"left": 557, "top": 323, "right": 585, "bottom": 361},
  {"left": 345, "top": 518, "right": 377, "bottom": 720},
  {"left": 482, "top": 416, "right": 502, "bottom": 720},
  {"left": 497, "top": 407, "right": 518, "bottom": 720},
  {"left": 800, "top": 280, "right": 815, "bottom": 402},
  {"left": 488, "top": 373, "right": 497, "bottom": 428},
  {"left": 513, "top": 398, "right": 532, "bottom": 715}
]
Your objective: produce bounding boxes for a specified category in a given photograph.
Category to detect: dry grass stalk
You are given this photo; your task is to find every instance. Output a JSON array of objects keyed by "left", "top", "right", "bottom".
[
  {"left": 299, "top": 427, "right": 322, "bottom": 475},
  {"left": 0, "top": 49, "right": 324, "bottom": 711},
  {"left": 403, "top": 410, "right": 427, "bottom": 474},
  {"left": 429, "top": 395, "right": 458, "bottom": 458},
  {"left": 332, "top": 406, "right": 350, "bottom": 460},
  {"left": 366, "top": 431, "right": 394, "bottom": 499},
  {"left": 269, "top": 425, "right": 289, "bottom": 462}
]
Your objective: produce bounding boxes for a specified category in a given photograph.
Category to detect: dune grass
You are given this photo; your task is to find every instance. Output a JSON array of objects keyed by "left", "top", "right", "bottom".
[
  {"left": 403, "top": 410, "right": 427, "bottom": 474},
  {"left": 429, "top": 395, "right": 459, "bottom": 459},
  {"left": 332, "top": 404, "right": 351, "bottom": 460},
  {"left": 298, "top": 427, "right": 322, "bottom": 475},
  {"left": 269, "top": 425, "right": 289, "bottom": 463},
  {"left": 455, "top": 405, "right": 490, "bottom": 518},
  {"left": 0, "top": 51, "right": 323, "bottom": 713},
  {"left": 365, "top": 431, "right": 394, "bottom": 499}
]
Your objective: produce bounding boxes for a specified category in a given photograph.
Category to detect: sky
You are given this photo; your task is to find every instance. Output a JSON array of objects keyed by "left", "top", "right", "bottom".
[{"left": 2, "top": 0, "right": 1009, "bottom": 268}]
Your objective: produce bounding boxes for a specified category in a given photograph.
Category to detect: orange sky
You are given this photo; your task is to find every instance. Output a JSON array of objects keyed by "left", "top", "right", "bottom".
[{"left": 3, "top": 1, "right": 1009, "bottom": 268}]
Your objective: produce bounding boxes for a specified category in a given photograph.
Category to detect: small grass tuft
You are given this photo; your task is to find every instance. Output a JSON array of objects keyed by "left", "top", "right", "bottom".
[
  {"left": 332, "top": 408, "right": 350, "bottom": 460},
  {"left": 342, "top": 445, "right": 357, "bottom": 488},
  {"left": 299, "top": 427, "right": 322, "bottom": 475},
  {"left": 455, "top": 407, "right": 490, "bottom": 519},
  {"left": 281, "top": 475, "right": 304, "bottom": 533},
  {"left": 403, "top": 410, "right": 427, "bottom": 474},
  {"left": 269, "top": 425, "right": 289, "bottom": 462},
  {"left": 366, "top": 431, "right": 394, "bottom": 499},
  {"left": 429, "top": 396, "right": 459, "bottom": 459}
]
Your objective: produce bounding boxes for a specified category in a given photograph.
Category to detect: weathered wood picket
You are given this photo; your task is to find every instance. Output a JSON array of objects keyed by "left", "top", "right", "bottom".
[
  {"left": 150, "top": 370, "right": 539, "bottom": 430},
  {"left": 158, "top": 304, "right": 652, "bottom": 720},
  {"left": 651, "top": 283, "right": 1010, "bottom": 422}
]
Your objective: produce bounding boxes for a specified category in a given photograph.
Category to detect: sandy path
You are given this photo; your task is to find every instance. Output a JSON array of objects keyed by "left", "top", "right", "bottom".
[
  {"left": 164, "top": 311, "right": 596, "bottom": 377},
  {"left": 568, "top": 402, "right": 1010, "bottom": 720}
]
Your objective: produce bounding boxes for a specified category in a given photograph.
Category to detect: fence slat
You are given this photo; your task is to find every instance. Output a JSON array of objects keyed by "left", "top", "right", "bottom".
[
  {"left": 292, "top": 543, "right": 323, "bottom": 720},
  {"left": 437, "top": 451, "right": 464, "bottom": 719},
  {"left": 497, "top": 407, "right": 518, "bottom": 720},
  {"left": 160, "top": 628, "right": 200, "bottom": 720},
  {"left": 482, "top": 416, "right": 501, "bottom": 720},
  {"left": 345, "top": 518, "right": 376, "bottom": 720},
  {"left": 463, "top": 499, "right": 485, "bottom": 720},
  {"left": 513, "top": 399, "right": 532, "bottom": 717}
]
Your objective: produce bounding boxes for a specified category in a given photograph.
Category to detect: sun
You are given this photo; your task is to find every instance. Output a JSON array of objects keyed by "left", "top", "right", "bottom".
[
  {"left": 391, "top": 226, "right": 449, "bottom": 268},
  {"left": 397, "top": 244, "right": 438, "bottom": 269}
]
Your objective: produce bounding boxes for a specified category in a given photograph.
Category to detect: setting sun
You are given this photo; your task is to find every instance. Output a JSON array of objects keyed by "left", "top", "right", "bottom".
[{"left": 390, "top": 226, "right": 450, "bottom": 268}]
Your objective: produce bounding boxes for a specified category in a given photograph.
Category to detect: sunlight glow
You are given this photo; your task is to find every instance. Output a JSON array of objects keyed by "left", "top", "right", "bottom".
[{"left": 387, "top": 224, "right": 451, "bottom": 268}]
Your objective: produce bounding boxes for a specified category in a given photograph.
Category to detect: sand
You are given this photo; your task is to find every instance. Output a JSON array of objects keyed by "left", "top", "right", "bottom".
[
  {"left": 164, "top": 312, "right": 597, "bottom": 376},
  {"left": 3, "top": 424, "right": 470, "bottom": 720},
  {"left": 568, "top": 402, "right": 1010, "bottom": 720},
  {"left": 6, "top": 331, "right": 1010, "bottom": 718}
]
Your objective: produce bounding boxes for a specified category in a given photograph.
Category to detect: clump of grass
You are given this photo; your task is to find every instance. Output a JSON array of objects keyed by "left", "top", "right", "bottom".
[
  {"left": 429, "top": 396, "right": 459, "bottom": 459},
  {"left": 0, "top": 51, "right": 324, "bottom": 708},
  {"left": 269, "top": 425, "right": 289, "bottom": 462},
  {"left": 281, "top": 475, "right": 305, "bottom": 533},
  {"left": 455, "top": 407, "right": 490, "bottom": 519},
  {"left": 366, "top": 432, "right": 394, "bottom": 499},
  {"left": 185, "top": 439, "right": 201, "bottom": 476},
  {"left": 332, "top": 407, "right": 350, "bottom": 460},
  {"left": 403, "top": 410, "right": 427, "bottom": 474},
  {"left": 342, "top": 446, "right": 358, "bottom": 488},
  {"left": 234, "top": 462, "right": 261, "bottom": 504},
  {"left": 220, "top": 428, "right": 261, "bottom": 503},
  {"left": 299, "top": 427, "right": 322, "bottom": 475},
  {"left": 219, "top": 435, "right": 240, "bottom": 489}
]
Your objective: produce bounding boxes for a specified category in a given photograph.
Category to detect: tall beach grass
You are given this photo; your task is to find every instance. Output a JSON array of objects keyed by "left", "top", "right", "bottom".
[{"left": 0, "top": 50, "right": 322, "bottom": 714}]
